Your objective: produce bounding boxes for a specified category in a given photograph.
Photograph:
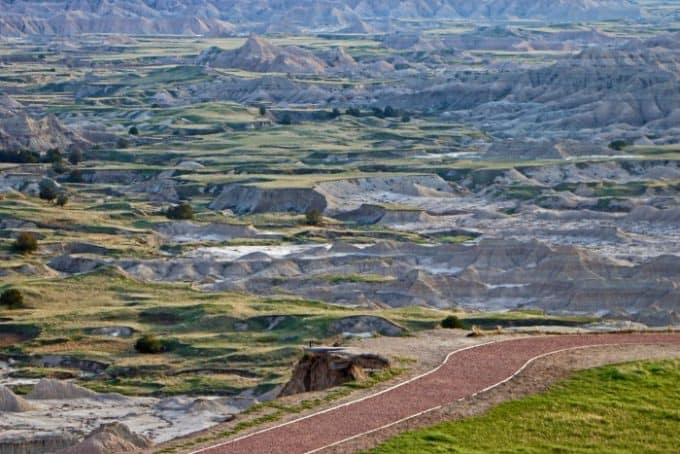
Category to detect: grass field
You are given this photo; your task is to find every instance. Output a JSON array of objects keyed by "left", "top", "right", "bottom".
[{"left": 369, "top": 359, "right": 680, "bottom": 453}]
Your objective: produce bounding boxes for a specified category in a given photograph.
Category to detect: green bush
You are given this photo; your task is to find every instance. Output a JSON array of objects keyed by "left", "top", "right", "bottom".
[
  {"left": 0, "top": 288, "right": 24, "bottom": 309},
  {"left": 305, "top": 208, "right": 323, "bottom": 226},
  {"left": 51, "top": 160, "right": 67, "bottom": 174},
  {"left": 68, "top": 149, "right": 83, "bottom": 165},
  {"left": 441, "top": 315, "right": 465, "bottom": 329},
  {"left": 609, "top": 139, "right": 628, "bottom": 151},
  {"left": 14, "top": 232, "right": 38, "bottom": 254},
  {"left": 166, "top": 202, "right": 194, "bottom": 220},
  {"left": 43, "top": 148, "right": 62, "bottom": 164},
  {"left": 39, "top": 179, "right": 58, "bottom": 201},
  {"left": 134, "top": 334, "right": 164, "bottom": 354},
  {"left": 55, "top": 193, "right": 68, "bottom": 207},
  {"left": 128, "top": 126, "right": 139, "bottom": 135}
]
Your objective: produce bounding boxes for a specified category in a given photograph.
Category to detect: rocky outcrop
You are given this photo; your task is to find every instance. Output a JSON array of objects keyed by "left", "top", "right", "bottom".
[
  {"left": 56, "top": 423, "right": 152, "bottom": 454},
  {"left": 196, "top": 35, "right": 327, "bottom": 74},
  {"left": 328, "top": 316, "right": 405, "bottom": 337},
  {"left": 155, "top": 221, "right": 264, "bottom": 242},
  {"left": 0, "top": 385, "right": 36, "bottom": 412},
  {"left": 0, "top": 1, "right": 641, "bottom": 38},
  {"left": 0, "top": 433, "right": 79, "bottom": 454},
  {"left": 279, "top": 351, "right": 390, "bottom": 396},
  {"left": 27, "top": 379, "right": 101, "bottom": 400},
  {"left": 0, "top": 110, "right": 89, "bottom": 153},
  {"left": 210, "top": 183, "right": 327, "bottom": 214}
]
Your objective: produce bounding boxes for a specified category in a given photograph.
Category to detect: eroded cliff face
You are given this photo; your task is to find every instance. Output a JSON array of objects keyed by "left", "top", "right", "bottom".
[
  {"left": 280, "top": 352, "right": 390, "bottom": 396},
  {"left": 0, "top": 434, "right": 78, "bottom": 454},
  {"left": 0, "top": 0, "right": 641, "bottom": 37}
]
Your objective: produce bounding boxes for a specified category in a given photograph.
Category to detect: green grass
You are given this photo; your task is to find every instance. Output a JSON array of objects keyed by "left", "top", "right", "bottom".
[{"left": 369, "top": 359, "right": 680, "bottom": 453}]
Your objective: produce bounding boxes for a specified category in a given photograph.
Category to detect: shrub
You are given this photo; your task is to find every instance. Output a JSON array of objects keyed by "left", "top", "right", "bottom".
[
  {"left": 68, "top": 168, "right": 83, "bottom": 183},
  {"left": 51, "top": 159, "right": 67, "bottom": 174},
  {"left": 166, "top": 202, "right": 194, "bottom": 220},
  {"left": 441, "top": 315, "right": 465, "bottom": 329},
  {"left": 0, "top": 149, "right": 39, "bottom": 163},
  {"left": 134, "top": 334, "right": 164, "bottom": 354},
  {"left": 305, "top": 208, "right": 323, "bottom": 226},
  {"left": 55, "top": 193, "right": 68, "bottom": 207},
  {"left": 609, "top": 139, "right": 628, "bottom": 151},
  {"left": 259, "top": 106, "right": 267, "bottom": 116},
  {"left": 39, "top": 179, "right": 58, "bottom": 201},
  {"left": 401, "top": 114, "right": 411, "bottom": 123},
  {"left": 68, "top": 149, "right": 83, "bottom": 165},
  {"left": 0, "top": 288, "right": 23, "bottom": 309},
  {"left": 128, "top": 126, "right": 139, "bottom": 136},
  {"left": 14, "top": 232, "right": 38, "bottom": 254},
  {"left": 43, "top": 148, "right": 62, "bottom": 164},
  {"left": 383, "top": 105, "right": 396, "bottom": 117},
  {"left": 346, "top": 107, "right": 361, "bottom": 117},
  {"left": 331, "top": 107, "right": 341, "bottom": 118}
]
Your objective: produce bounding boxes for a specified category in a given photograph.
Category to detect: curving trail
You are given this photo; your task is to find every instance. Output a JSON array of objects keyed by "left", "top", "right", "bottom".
[{"left": 190, "top": 333, "right": 680, "bottom": 454}]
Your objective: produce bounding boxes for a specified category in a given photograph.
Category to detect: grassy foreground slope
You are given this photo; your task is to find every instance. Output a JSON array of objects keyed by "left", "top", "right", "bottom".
[{"left": 370, "top": 359, "right": 680, "bottom": 453}]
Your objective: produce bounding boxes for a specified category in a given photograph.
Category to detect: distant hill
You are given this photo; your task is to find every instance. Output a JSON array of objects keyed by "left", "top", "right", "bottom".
[
  {"left": 0, "top": 0, "right": 641, "bottom": 37},
  {"left": 196, "top": 35, "right": 329, "bottom": 74}
]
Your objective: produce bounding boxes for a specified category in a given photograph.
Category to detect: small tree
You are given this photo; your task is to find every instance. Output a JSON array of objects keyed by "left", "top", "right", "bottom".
[
  {"left": 43, "top": 148, "right": 62, "bottom": 164},
  {"left": 134, "top": 334, "right": 164, "bottom": 354},
  {"left": 259, "top": 106, "right": 267, "bottom": 116},
  {"left": 305, "top": 208, "right": 323, "bottom": 226},
  {"left": 331, "top": 107, "right": 341, "bottom": 118},
  {"left": 383, "top": 105, "right": 396, "bottom": 117},
  {"left": 52, "top": 159, "right": 67, "bottom": 174},
  {"left": 38, "top": 179, "right": 58, "bottom": 202},
  {"left": 166, "top": 202, "right": 194, "bottom": 220},
  {"left": 128, "top": 126, "right": 139, "bottom": 136},
  {"left": 68, "top": 149, "right": 83, "bottom": 165},
  {"left": 0, "top": 288, "right": 23, "bottom": 309},
  {"left": 441, "top": 315, "right": 465, "bottom": 329},
  {"left": 401, "top": 114, "right": 411, "bottom": 123},
  {"left": 14, "top": 232, "right": 38, "bottom": 254},
  {"left": 55, "top": 193, "right": 68, "bottom": 207}
]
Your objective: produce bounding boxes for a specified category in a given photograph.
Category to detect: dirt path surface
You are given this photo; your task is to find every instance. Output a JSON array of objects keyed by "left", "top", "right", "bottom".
[{"left": 189, "top": 333, "right": 680, "bottom": 454}]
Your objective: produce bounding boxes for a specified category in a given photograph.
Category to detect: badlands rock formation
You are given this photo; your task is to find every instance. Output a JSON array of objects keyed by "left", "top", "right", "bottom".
[
  {"left": 0, "top": 0, "right": 641, "bottom": 37},
  {"left": 0, "top": 385, "right": 35, "bottom": 412},
  {"left": 387, "top": 34, "right": 680, "bottom": 142},
  {"left": 197, "top": 35, "right": 329, "bottom": 75},
  {"left": 280, "top": 351, "right": 390, "bottom": 396},
  {"left": 0, "top": 96, "right": 89, "bottom": 153},
  {"left": 57, "top": 423, "right": 152, "bottom": 454}
]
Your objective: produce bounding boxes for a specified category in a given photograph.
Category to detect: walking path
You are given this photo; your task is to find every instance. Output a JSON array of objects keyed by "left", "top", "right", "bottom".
[{"left": 190, "top": 333, "right": 680, "bottom": 454}]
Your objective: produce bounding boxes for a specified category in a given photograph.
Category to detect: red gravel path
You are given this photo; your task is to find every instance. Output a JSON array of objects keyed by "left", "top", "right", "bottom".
[{"left": 191, "top": 333, "right": 680, "bottom": 454}]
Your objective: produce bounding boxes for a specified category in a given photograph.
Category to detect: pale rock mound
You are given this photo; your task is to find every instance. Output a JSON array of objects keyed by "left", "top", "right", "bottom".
[
  {"left": 197, "top": 35, "right": 327, "bottom": 74},
  {"left": 56, "top": 423, "right": 152, "bottom": 454},
  {"left": 0, "top": 385, "right": 36, "bottom": 412},
  {"left": 27, "top": 379, "right": 99, "bottom": 400}
]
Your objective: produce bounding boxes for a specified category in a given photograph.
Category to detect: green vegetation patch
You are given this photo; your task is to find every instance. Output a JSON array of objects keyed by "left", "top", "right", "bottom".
[{"left": 370, "top": 359, "right": 680, "bottom": 453}]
